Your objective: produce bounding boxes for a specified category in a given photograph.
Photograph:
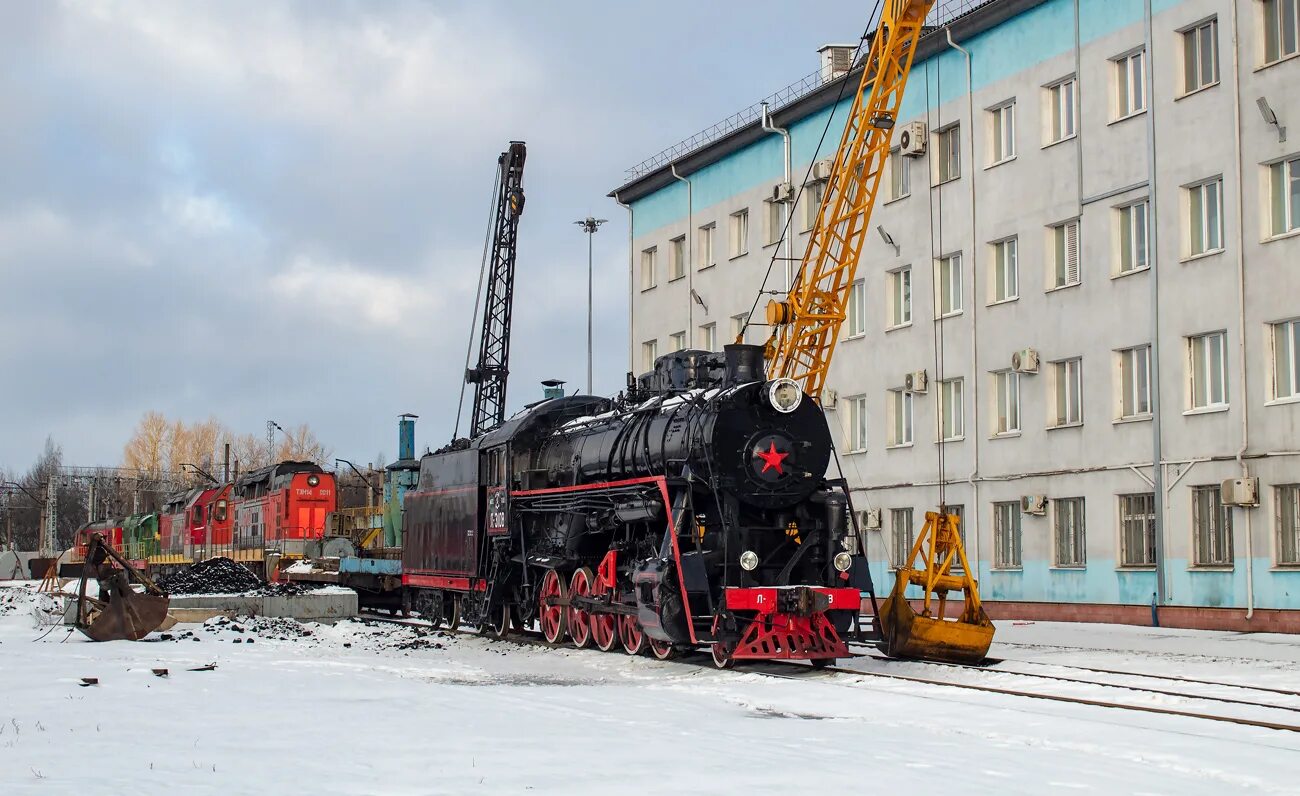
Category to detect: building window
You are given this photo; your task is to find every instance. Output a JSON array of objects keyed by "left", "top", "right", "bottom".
[
  {"left": 1119, "top": 493, "right": 1157, "bottom": 567},
  {"left": 641, "top": 339, "right": 658, "bottom": 372},
  {"left": 803, "top": 180, "right": 825, "bottom": 231},
  {"left": 729, "top": 209, "right": 749, "bottom": 258},
  {"left": 730, "top": 312, "right": 749, "bottom": 345},
  {"left": 1114, "top": 51, "right": 1146, "bottom": 119},
  {"left": 991, "top": 237, "right": 1019, "bottom": 303},
  {"left": 697, "top": 322, "right": 716, "bottom": 352},
  {"left": 991, "top": 370, "right": 1021, "bottom": 435},
  {"left": 1118, "top": 345, "right": 1152, "bottom": 419},
  {"left": 1263, "top": 0, "right": 1299, "bottom": 64},
  {"left": 1269, "top": 156, "right": 1300, "bottom": 237},
  {"left": 669, "top": 235, "right": 686, "bottom": 281},
  {"left": 1049, "top": 220, "right": 1080, "bottom": 289},
  {"left": 1275, "top": 484, "right": 1300, "bottom": 566},
  {"left": 889, "top": 148, "right": 911, "bottom": 200},
  {"left": 993, "top": 501, "right": 1022, "bottom": 569},
  {"left": 846, "top": 279, "right": 866, "bottom": 337},
  {"left": 1271, "top": 319, "right": 1300, "bottom": 400},
  {"left": 936, "top": 124, "right": 961, "bottom": 183},
  {"left": 1046, "top": 77, "right": 1077, "bottom": 144},
  {"left": 939, "top": 378, "right": 964, "bottom": 441},
  {"left": 887, "top": 267, "right": 912, "bottom": 327},
  {"left": 1051, "top": 358, "right": 1083, "bottom": 427},
  {"left": 887, "top": 388, "right": 913, "bottom": 446},
  {"left": 765, "top": 199, "right": 784, "bottom": 246},
  {"left": 1186, "top": 178, "right": 1223, "bottom": 256},
  {"left": 1053, "top": 496, "right": 1086, "bottom": 567},
  {"left": 936, "top": 253, "right": 963, "bottom": 317},
  {"left": 890, "top": 507, "right": 914, "bottom": 568},
  {"left": 988, "top": 101, "right": 1016, "bottom": 165},
  {"left": 1181, "top": 19, "right": 1219, "bottom": 94},
  {"left": 1117, "top": 200, "right": 1150, "bottom": 273},
  {"left": 1188, "top": 331, "right": 1228, "bottom": 409},
  {"left": 847, "top": 395, "right": 868, "bottom": 452},
  {"left": 697, "top": 224, "right": 715, "bottom": 269},
  {"left": 669, "top": 330, "right": 686, "bottom": 352},
  {"left": 640, "top": 247, "right": 657, "bottom": 291},
  {"left": 1192, "top": 485, "right": 1234, "bottom": 566}
]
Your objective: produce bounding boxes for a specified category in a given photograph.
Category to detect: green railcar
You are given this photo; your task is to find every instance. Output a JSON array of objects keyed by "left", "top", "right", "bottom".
[{"left": 122, "top": 512, "right": 161, "bottom": 560}]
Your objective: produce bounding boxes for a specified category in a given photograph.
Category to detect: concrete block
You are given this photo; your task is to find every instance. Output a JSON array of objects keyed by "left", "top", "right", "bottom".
[{"left": 168, "top": 589, "right": 358, "bottom": 622}]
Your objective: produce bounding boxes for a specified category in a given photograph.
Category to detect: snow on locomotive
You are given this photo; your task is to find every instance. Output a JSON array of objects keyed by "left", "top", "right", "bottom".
[{"left": 402, "top": 344, "right": 871, "bottom": 667}]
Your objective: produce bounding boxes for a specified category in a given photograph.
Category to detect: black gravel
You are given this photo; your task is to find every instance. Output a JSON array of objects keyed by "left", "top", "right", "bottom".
[{"left": 155, "top": 557, "right": 262, "bottom": 595}]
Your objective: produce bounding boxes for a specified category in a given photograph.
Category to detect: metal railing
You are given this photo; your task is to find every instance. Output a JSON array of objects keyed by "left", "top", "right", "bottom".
[{"left": 621, "top": 0, "right": 995, "bottom": 182}]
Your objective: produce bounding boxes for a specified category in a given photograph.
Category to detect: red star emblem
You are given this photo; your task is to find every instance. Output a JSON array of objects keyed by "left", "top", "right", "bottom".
[{"left": 755, "top": 440, "right": 789, "bottom": 474}]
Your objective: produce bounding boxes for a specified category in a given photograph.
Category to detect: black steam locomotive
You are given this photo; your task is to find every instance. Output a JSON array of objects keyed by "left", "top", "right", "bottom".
[{"left": 401, "top": 344, "right": 872, "bottom": 667}]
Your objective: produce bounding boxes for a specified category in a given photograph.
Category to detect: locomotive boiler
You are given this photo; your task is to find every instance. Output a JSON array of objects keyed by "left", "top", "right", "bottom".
[{"left": 402, "top": 344, "right": 872, "bottom": 667}]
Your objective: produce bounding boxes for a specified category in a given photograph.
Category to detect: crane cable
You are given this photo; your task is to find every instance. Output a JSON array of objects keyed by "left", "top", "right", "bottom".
[
  {"left": 739, "top": 0, "right": 884, "bottom": 342},
  {"left": 926, "top": 58, "right": 949, "bottom": 510},
  {"left": 453, "top": 161, "right": 506, "bottom": 441}
]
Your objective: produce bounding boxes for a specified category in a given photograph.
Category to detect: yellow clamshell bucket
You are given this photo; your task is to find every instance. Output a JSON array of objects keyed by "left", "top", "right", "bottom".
[{"left": 878, "top": 510, "right": 994, "bottom": 664}]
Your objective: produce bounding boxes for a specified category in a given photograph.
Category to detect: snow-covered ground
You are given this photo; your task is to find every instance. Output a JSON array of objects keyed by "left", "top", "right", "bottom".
[{"left": 1, "top": 581, "right": 1297, "bottom": 795}]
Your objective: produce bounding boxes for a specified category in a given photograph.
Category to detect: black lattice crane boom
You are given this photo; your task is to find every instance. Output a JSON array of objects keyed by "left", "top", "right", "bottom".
[{"left": 466, "top": 141, "right": 527, "bottom": 438}]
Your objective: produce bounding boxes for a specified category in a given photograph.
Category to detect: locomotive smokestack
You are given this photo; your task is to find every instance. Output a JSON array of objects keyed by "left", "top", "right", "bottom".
[{"left": 724, "top": 344, "right": 767, "bottom": 386}]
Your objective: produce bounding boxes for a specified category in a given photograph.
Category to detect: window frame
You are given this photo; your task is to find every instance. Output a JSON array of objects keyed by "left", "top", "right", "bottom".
[
  {"left": 887, "top": 387, "right": 914, "bottom": 447},
  {"left": 846, "top": 394, "right": 869, "bottom": 453},
  {"left": 1118, "top": 492, "right": 1158, "bottom": 568},
  {"left": 846, "top": 279, "right": 867, "bottom": 338},
  {"left": 730, "top": 312, "right": 750, "bottom": 346},
  {"left": 1262, "top": 0, "right": 1300, "bottom": 66},
  {"left": 1053, "top": 496, "right": 1087, "bottom": 568},
  {"left": 938, "top": 377, "right": 965, "bottom": 441},
  {"left": 936, "top": 252, "right": 964, "bottom": 318},
  {"left": 991, "top": 369, "right": 1022, "bottom": 436},
  {"left": 764, "top": 199, "right": 784, "bottom": 247},
  {"left": 641, "top": 339, "right": 659, "bottom": 372},
  {"left": 888, "top": 147, "right": 911, "bottom": 201},
  {"left": 1267, "top": 155, "right": 1300, "bottom": 238},
  {"left": 1116, "top": 344, "right": 1153, "bottom": 420},
  {"left": 697, "top": 223, "right": 716, "bottom": 270},
  {"left": 1187, "top": 330, "right": 1229, "bottom": 411},
  {"left": 990, "top": 236, "right": 1019, "bottom": 304},
  {"left": 1184, "top": 177, "right": 1224, "bottom": 258},
  {"left": 1191, "top": 484, "right": 1234, "bottom": 567},
  {"left": 1050, "top": 357, "right": 1084, "bottom": 428},
  {"left": 802, "top": 180, "right": 826, "bottom": 232},
  {"left": 1044, "top": 75, "right": 1078, "bottom": 145},
  {"left": 935, "top": 123, "right": 961, "bottom": 184},
  {"left": 1048, "top": 218, "right": 1081, "bottom": 290},
  {"left": 887, "top": 266, "right": 913, "bottom": 329},
  {"left": 1270, "top": 318, "right": 1300, "bottom": 402},
  {"left": 640, "top": 246, "right": 658, "bottom": 291},
  {"left": 993, "top": 501, "right": 1023, "bottom": 569},
  {"left": 728, "top": 208, "right": 749, "bottom": 259},
  {"left": 669, "top": 235, "right": 686, "bottom": 281},
  {"left": 1112, "top": 49, "right": 1147, "bottom": 120},
  {"left": 1179, "top": 18, "right": 1220, "bottom": 96},
  {"left": 890, "top": 507, "right": 915, "bottom": 569},
  {"left": 697, "top": 322, "right": 716, "bottom": 352},
  {"left": 1274, "top": 483, "right": 1300, "bottom": 566},
  {"left": 669, "top": 330, "right": 687, "bottom": 352},
  {"left": 987, "top": 100, "right": 1017, "bottom": 166},
  {"left": 1116, "top": 199, "right": 1150, "bottom": 275}
]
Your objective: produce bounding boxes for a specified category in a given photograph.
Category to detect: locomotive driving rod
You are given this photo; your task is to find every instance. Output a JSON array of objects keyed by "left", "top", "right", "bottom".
[{"left": 546, "top": 594, "right": 639, "bottom": 617}]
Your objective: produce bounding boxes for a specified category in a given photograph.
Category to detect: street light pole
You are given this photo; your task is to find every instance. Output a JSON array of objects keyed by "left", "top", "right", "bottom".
[{"left": 574, "top": 217, "right": 607, "bottom": 394}]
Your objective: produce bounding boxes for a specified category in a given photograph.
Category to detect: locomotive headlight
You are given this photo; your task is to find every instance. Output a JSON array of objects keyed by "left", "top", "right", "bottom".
[
  {"left": 766, "top": 378, "right": 803, "bottom": 414},
  {"left": 833, "top": 552, "right": 853, "bottom": 572},
  {"left": 739, "top": 550, "right": 760, "bottom": 571},
  {"left": 307, "top": 475, "right": 320, "bottom": 487}
]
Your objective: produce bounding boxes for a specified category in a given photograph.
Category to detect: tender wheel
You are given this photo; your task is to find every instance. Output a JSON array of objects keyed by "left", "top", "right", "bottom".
[
  {"left": 810, "top": 658, "right": 835, "bottom": 670},
  {"left": 711, "top": 643, "right": 736, "bottom": 670},
  {"left": 648, "top": 637, "right": 677, "bottom": 660},
  {"left": 444, "top": 595, "right": 461, "bottom": 630},
  {"left": 538, "top": 569, "right": 568, "bottom": 644},
  {"left": 483, "top": 602, "right": 511, "bottom": 639},
  {"left": 423, "top": 591, "right": 445, "bottom": 630},
  {"left": 568, "top": 568, "right": 594, "bottom": 649},
  {"left": 619, "top": 615, "right": 646, "bottom": 655}
]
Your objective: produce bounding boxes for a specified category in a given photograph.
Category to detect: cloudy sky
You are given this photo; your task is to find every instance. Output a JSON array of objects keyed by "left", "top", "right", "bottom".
[{"left": 0, "top": 0, "right": 868, "bottom": 469}]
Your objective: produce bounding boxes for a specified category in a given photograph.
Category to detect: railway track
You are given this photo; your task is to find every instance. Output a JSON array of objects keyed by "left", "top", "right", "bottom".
[{"left": 356, "top": 610, "right": 1300, "bottom": 735}]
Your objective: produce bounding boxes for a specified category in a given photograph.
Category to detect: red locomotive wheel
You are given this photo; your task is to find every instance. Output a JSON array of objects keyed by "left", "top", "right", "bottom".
[
  {"left": 567, "top": 568, "right": 594, "bottom": 649},
  {"left": 711, "top": 643, "right": 736, "bottom": 670},
  {"left": 619, "top": 615, "right": 646, "bottom": 655},
  {"left": 648, "top": 637, "right": 676, "bottom": 660},
  {"left": 538, "top": 569, "right": 568, "bottom": 644}
]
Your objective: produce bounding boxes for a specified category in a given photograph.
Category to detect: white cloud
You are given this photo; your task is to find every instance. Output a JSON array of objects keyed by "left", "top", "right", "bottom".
[{"left": 268, "top": 254, "right": 439, "bottom": 335}]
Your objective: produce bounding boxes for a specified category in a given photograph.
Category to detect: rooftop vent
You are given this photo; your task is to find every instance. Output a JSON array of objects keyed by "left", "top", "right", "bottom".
[{"left": 819, "top": 44, "right": 857, "bottom": 83}]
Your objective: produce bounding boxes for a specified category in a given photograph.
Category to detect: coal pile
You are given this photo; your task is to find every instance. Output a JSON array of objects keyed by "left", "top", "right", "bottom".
[{"left": 156, "top": 557, "right": 262, "bottom": 595}]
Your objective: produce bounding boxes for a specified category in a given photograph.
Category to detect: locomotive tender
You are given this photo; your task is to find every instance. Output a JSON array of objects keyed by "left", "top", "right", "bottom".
[{"left": 402, "top": 344, "right": 872, "bottom": 667}]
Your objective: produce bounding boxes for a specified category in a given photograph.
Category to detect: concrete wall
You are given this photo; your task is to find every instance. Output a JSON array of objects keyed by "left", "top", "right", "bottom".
[{"left": 616, "top": 0, "right": 1300, "bottom": 617}]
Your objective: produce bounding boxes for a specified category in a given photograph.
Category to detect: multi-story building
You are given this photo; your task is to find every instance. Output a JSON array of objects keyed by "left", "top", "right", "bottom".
[{"left": 610, "top": 0, "right": 1300, "bottom": 630}]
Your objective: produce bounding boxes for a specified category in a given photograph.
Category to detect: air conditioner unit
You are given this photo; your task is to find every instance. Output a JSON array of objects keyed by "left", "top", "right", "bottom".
[
  {"left": 862, "top": 508, "right": 883, "bottom": 530},
  {"left": 1021, "top": 495, "right": 1048, "bottom": 515},
  {"left": 904, "top": 369, "right": 928, "bottom": 393},
  {"left": 812, "top": 158, "right": 835, "bottom": 181},
  {"left": 771, "top": 182, "right": 794, "bottom": 203},
  {"left": 1221, "top": 477, "right": 1260, "bottom": 507},
  {"left": 821, "top": 388, "right": 838, "bottom": 408},
  {"left": 1011, "top": 348, "right": 1040, "bottom": 374},
  {"left": 899, "top": 121, "right": 927, "bottom": 157}
]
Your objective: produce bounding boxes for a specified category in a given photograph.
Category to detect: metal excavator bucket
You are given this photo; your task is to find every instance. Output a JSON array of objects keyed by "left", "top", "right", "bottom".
[
  {"left": 74, "top": 532, "right": 172, "bottom": 642},
  {"left": 878, "top": 510, "right": 994, "bottom": 664}
]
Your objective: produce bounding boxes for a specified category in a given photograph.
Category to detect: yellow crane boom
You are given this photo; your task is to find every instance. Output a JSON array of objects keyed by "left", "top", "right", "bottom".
[{"left": 765, "top": 0, "right": 933, "bottom": 399}]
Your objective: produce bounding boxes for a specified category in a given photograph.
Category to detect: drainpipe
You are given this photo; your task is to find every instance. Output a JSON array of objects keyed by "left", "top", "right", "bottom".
[
  {"left": 670, "top": 164, "right": 694, "bottom": 333},
  {"left": 614, "top": 193, "right": 634, "bottom": 375},
  {"left": 946, "top": 28, "right": 982, "bottom": 573},
  {"left": 761, "top": 101, "right": 794, "bottom": 291},
  {"left": 1074, "top": 0, "right": 1084, "bottom": 215},
  {"left": 1143, "top": 0, "right": 1168, "bottom": 607},
  {"left": 1228, "top": 0, "right": 1254, "bottom": 619}
]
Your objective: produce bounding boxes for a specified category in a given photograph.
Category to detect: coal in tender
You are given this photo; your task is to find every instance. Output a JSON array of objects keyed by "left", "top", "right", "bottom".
[{"left": 155, "top": 557, "right": 262, "bottom": 595}]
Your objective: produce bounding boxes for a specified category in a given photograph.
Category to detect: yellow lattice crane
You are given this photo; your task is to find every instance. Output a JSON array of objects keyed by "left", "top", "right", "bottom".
[{"left": 761, "top": 0, "right": 994, "bottom": 664}]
